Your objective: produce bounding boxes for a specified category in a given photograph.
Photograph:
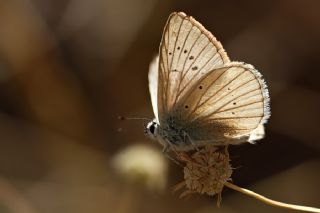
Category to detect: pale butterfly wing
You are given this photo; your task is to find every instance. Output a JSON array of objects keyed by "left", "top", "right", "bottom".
[
  {"left": 158, "top": 12, "right": 230, "bottom": 124},
  {"left": 148, "top": 56, "right": 159, "bottom": 122},
  {"left": 248, "top": 124, "right": 265, "bottom": 143},
  {"left": 176, "top": 62, "right": 270, "bottom": 144}
]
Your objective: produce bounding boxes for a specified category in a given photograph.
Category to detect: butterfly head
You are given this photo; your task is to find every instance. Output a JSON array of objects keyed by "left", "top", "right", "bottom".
[{"left": 144, "top": 119, "right": 159, "bottom": 139}]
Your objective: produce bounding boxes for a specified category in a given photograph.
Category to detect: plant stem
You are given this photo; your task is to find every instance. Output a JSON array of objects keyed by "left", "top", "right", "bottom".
[{"left": 224, "top": 182, "right": 320, "bottom": 213}]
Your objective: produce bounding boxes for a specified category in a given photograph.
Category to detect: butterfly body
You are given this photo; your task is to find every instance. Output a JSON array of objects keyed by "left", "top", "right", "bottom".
[
  {"left": 146, "top": 12, "right": 270, "bottom": 151},
  {"left": 147, "top": 112, "right": 252, "bottom": 151}
]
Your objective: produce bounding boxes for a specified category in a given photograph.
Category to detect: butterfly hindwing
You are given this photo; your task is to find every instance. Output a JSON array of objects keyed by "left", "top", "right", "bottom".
[
  {"left": 158, "top": 12, "right": 230, "bottom": 124},
  {"left": 178, "top": 62, "right": 270, "bottom": 142}
]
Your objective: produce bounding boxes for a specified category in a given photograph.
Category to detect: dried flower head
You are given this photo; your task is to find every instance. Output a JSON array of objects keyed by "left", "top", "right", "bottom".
[{"left": 174, "top": 146, "right": 232, "bottom": 203}]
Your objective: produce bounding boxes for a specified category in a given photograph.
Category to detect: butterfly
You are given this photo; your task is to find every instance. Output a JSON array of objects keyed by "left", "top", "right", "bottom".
[{"left": 145, "top": 12, "right": 270, "bottom": 152}]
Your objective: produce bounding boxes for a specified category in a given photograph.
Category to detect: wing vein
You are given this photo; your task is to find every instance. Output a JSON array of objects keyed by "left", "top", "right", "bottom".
[
  {"left": 166, "top": 15, "right": 184, "bottom": 109},
  {"left": 202, "top": 77, "right": 256, "bottom": 110},
  {"left": 162, "top": 17, "right": 171, "bottom": 112},
  {"left": 212, "top": 100, "right": 262, "bottom": 114},
  {"left": 180, "top": 32, "right": 202, "bottom": 81},
  {"left": 173, "top": 30, "right": 202, "bottom": 104},
  {"left": 182, "top": 39, "right": 210, "bottom": 82},
  {"left": 172, "top": 22, "right": 194, "bottom": 106},
  {"left": 176, "top": 49, "right": 219, "bottom": 101},
  {"left": 190, "top": 67, "right": 230, "bottom": 111},
  {"left": 195, "top": 68, "right": 247, "bottom": 111},
  {"left": 209, "top": 115, "right": 263, "bottom": 120},
  {"left": 176, "top": 17, "right": 191, "bottom": 69},
  {"left": 199, "top": 87, "right": 262, "bottom": 120},
  {"left": 158, "top": 62, "right": 166, "bottom": 114},
  {"left": 169, "top": 16, "right": 184, "bottom": 72}
]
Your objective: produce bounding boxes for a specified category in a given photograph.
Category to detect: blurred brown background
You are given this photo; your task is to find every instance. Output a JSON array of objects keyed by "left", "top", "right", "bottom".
[{"left": 0, "top": 0, "right": 319, "bottom": 212}]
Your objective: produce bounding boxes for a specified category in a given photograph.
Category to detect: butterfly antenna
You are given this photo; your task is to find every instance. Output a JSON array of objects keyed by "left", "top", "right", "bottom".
[
  {"left": 118, "top": 115, "right": 151, "bottom": 121},
  {"left": 117, "top": 116, "right": 151, "bottom": 133}
]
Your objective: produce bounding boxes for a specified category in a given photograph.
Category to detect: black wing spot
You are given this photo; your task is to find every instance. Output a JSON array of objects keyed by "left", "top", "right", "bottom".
[
  {"left": 177, "top": 46, "right": 180, "bottom": 50},
  {"left": 199, "top": 86, "right": 203, "bottom": 89},
  {"left": 169, "top": 52, "right": 172, "bottom": 55},
  {"left": 189, "top": 56, "right": 194, "bottom": 60},
  {"left": 228, "top": 88, "right": 231, "bottom": 90},
  {"left": 232, "top": 112, "right": 235, "bottom": 115},
  {"left": 185, "top": 105, "right": 189, "bottom": 109},
  {"left": 192, "top": 66, "right": 198, "bottom": 71},
  {"left": 233, "top": 102, "right": 236, "bottom": 105},
  {"left": 184, "top": 50, "right": 188, "bottom": 53}
]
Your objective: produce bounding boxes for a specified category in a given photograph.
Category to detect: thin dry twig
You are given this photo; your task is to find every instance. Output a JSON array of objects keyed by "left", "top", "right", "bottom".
[{"left": 224, "top": 182, "right": 320, "bottom": 213}]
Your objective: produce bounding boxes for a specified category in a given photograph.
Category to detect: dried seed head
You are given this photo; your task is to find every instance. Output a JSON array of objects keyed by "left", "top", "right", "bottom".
[{"left": 178, "top": 146, "right": 232, "bottom": 196}]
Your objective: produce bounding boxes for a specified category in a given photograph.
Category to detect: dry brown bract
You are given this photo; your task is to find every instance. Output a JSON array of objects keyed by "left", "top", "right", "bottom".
[{"left": 174, "top": 146, "right": 232, "bottom": 204}]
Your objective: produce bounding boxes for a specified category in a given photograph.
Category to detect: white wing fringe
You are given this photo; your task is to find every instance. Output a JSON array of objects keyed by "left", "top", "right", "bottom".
[{"left": 248, "top": 124, "right": 265, "bottom": 143}]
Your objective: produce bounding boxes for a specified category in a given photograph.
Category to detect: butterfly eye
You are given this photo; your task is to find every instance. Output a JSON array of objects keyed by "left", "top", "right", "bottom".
[
  {"left": 149, "top": 124, "right": 155, "bottom": 134},
  {"left": 145, "top": 121, "right": 158, "bottom": 138}
]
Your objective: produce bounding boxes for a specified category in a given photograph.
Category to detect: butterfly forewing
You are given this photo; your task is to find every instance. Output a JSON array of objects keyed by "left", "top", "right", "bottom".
[
  {"left": 158, "top": 12, "right": 230, "bottom": 123},
  {"left": 148, "top": 56, "right": 159, "bottom": 122},
  {"left": 179, "top": 62, "right": 270, "bottom": 140}
]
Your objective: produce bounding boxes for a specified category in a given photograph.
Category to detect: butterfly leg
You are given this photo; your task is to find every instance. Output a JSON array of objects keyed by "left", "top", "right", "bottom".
[
  {"left": 162, "top": 142, "right": 183, "bottom": 167},
  {"left": 224, "top": 144, "right": 229, "bottom": 158},
  {"left": 184, "top": 131, "right": 199, "bottom": 152},
  {"left": 162, "top": 142, "right": 170, "bottom": 153}
]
